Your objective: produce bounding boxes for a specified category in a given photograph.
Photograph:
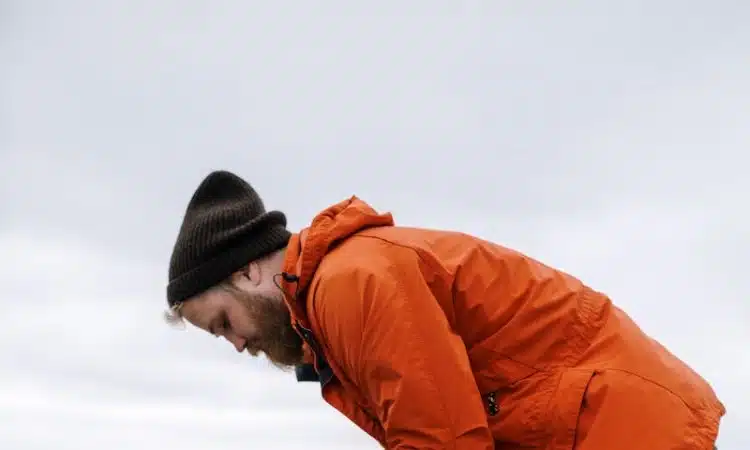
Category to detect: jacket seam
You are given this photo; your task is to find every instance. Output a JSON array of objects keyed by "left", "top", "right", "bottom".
[
  {"left": 390, "top": 273, "right": 458, "bottom": 448},
  {"left": 595, "top": 367, "right": 717, "bottom": 418}
]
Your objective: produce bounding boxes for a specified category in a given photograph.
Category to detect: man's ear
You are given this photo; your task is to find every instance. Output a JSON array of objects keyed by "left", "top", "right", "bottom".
[
  {"left": 229, "top": 262, "right": 260, "bottom": 287},
  {"left": 246, "top": 261, "right": 262, "bottom": 286}
]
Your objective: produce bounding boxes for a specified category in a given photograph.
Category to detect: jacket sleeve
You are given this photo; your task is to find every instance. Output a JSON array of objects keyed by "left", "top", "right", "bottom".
[
  {"left": 314, "top": 254, "right": 494, "bottom": 449},
  {"left": 324, "top": 381, "right": 387, "bottom": 447}
]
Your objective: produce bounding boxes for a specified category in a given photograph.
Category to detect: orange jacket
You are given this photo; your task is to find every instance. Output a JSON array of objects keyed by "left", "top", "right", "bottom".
[{"left": 279, "top": 197, "right": 725, "bottom": 449}]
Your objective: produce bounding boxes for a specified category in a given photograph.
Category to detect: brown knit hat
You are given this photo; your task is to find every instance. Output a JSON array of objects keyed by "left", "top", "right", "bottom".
[{"left": 166, "top": 170, "right": 291, "bottom": 306}]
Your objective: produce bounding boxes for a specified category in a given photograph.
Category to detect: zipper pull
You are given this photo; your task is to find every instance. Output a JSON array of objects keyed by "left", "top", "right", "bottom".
[{"left": 485, "top": 392, "right": 499, "bottom": 416}]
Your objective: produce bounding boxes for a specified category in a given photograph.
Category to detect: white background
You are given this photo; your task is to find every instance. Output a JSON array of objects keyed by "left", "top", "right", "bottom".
[{"left": 2, "top": 2, "right": 748, "bottom": 448}]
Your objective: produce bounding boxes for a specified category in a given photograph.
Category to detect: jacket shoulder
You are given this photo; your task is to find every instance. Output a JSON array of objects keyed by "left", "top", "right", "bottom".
[{"left": 314, "top": 229, "right": 418, "bottom": 284}]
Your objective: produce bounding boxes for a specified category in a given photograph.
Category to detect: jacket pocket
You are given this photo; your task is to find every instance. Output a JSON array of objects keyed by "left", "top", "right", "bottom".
[
  {"left": 480, "top": 370, "right": 558, "bottom": 447},
  {"left": 545, "top": 368, "right": 596, "bottom": 450}
]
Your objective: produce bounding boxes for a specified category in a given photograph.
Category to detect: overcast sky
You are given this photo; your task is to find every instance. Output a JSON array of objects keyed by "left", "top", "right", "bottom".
[{"left": 2, "top": 2, "right": 748, "bottom": 449}]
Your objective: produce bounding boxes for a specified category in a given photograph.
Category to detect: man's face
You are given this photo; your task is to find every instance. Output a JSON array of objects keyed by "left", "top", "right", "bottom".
[{"left": 180, "top": 284, "right": 304, "bottom": 370}]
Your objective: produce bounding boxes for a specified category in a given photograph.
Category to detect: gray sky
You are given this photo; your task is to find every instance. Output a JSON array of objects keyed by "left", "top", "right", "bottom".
[{"left": 2, "top": 2, "right": 748, "bottom": 449}]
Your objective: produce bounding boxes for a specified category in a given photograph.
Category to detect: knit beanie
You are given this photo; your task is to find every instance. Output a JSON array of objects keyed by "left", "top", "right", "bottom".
[{"left": 166, "top": 170, "right": 291, "bottom": 306}]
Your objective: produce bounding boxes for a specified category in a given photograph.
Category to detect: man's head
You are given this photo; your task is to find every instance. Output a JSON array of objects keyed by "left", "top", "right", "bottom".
[
  {"left": 166, "top": 251, "right": 304, "bottom": 369},
  {"left": 164, "top": 170, "right": 303, "bottom": 369}
]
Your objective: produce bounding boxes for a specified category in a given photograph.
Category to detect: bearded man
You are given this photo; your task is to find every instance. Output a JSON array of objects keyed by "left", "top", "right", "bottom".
[{"left": 164, "top": 170, "right": 724, "bottom": 449}]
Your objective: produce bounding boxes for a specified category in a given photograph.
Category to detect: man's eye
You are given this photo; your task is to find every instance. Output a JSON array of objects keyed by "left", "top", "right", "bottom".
[{"left": 216, "top": 318, "right": 230, "bottom": 335}]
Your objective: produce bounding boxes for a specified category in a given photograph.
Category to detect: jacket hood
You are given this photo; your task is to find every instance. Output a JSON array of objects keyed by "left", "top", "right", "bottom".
[{"left": 280, "top": 196, "right": 394, "bottom": 327}]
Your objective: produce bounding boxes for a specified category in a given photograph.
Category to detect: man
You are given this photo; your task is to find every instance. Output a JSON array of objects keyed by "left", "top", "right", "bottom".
[{"left": 165, "top": 170, "right": 724, "bottom": 449}]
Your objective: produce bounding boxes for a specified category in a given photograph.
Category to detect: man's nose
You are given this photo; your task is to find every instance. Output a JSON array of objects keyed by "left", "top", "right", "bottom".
[{"left": 225, "top": 334, "right": 247, "bottom": 353}]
